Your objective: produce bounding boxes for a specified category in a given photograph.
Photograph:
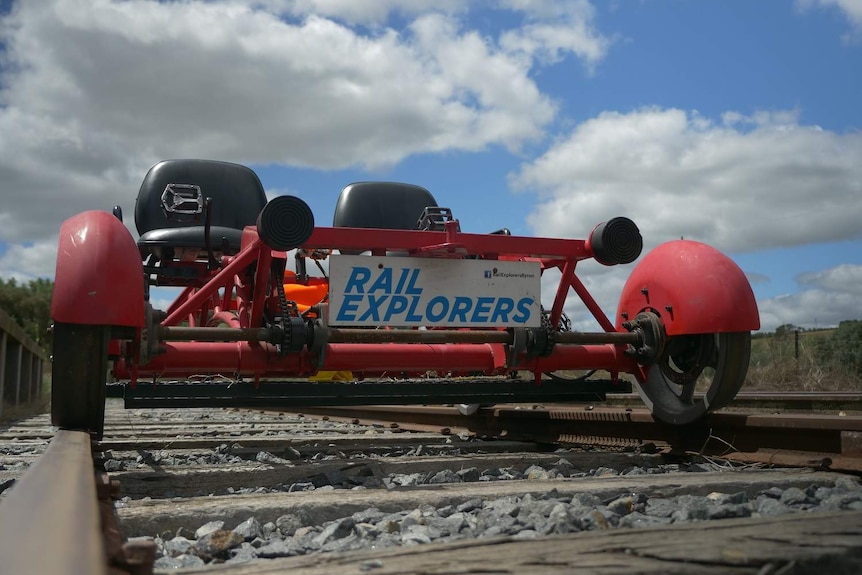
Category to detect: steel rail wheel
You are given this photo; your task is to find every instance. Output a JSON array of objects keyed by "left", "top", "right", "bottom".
[
  {"left": 638, "top": 331, "right": 751, "bottom": 425},
  {"left": 51, "top": 323, "right": 110, "bottom": 438}
]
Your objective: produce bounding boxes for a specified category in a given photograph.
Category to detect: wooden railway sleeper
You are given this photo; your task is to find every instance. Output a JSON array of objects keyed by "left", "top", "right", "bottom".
[{"left": 96, "top": 469, "right": 156, "bottom": 575}]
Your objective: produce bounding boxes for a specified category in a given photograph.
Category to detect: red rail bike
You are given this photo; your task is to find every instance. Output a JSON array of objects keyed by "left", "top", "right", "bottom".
[{"left": 50, "top": 160, "right": 759, "bottom": 437}]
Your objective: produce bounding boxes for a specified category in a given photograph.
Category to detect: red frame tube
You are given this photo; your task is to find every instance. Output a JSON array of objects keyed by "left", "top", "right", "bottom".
[
  {"left": 304, "top": 226, "right": 591, "bottom": 260},
  {"left": 114, "top": 341, "right": 636, "bottom": 379},
  {"left": 530, "top": 344, "right": 638, "bottom": 374},
  {"left": 321, "top": 343, "right": 508, "bottom": 373},
  {"left": 163, "top": 236, "right": 263, "bottom": 326}
]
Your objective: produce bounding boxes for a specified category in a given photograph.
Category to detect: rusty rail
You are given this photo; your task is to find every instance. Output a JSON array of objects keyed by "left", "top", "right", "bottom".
[
  {"left": 294, "top": 405, "right": 862, "bottom": 471},
  {"left": 0, "top": 430, "right": 107, "bottom": 575},
  {"left": 606, "top": 391, "right": 862, "bottom": 412}
]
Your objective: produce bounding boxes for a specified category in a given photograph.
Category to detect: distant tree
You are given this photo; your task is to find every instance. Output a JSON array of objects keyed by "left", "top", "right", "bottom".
[
  {"left": 774, "top": 324, "right": 800, "bottom": 337},
  {"left": 0, "top": 277, "right": 53, "bottom": 350}
]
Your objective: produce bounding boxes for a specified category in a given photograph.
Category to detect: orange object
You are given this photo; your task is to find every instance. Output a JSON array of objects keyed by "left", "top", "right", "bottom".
[{"left": 283, "top": 271, "right": 329, "bottom": 313}]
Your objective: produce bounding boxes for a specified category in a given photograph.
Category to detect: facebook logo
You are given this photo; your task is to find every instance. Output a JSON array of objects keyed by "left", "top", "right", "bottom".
[{"left": 484, "top": 270, "right": 492, "bottom": 279}]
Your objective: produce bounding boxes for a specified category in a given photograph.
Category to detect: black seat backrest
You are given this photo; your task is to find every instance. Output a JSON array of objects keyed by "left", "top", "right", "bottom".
[
  {"left": 134, "top": 159, "right": 267, "bottom": 236},
  {"left": 333, "top": 182, "right": 437, "bottom": 230}
]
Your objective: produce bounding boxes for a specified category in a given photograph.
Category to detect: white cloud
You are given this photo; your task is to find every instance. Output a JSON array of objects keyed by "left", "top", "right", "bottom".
[
  {"left": 798, "top": 0, "right": 862, "bottom": 36},
  {"left": 0, "top": 0, "right": 611, "bottom": 260},
  {"left": 499, "top": 0, "right": 610, "bottom": 70},
  {"left": 0, "top": 239, "right": 60, "bottom": 282},
  {"left": 757, "top": 264, "right": 862, "bottom": 330},
  {"left": 759, "top": 290, "right": 858, "bottom": 331},
  {"left": 513, "top": 107, "right": 862, "bottom": 333},
  {"left": 797, "top": 263, "right": 862, "bottom": 294},
  {"left": 1, "top": 1, "right": 550, "bottom": 171},
  {"left": 148, "top": 287, "right": 182, "bottom": 314},
  {"left": 256, "top": 0, "right": 467, "bottom": 26},
  {"left": 513, "top": 107, "right": 862, "bottom": 254},
  {"left": 261, "top": 0, "right": 612, "bottom": 63}
]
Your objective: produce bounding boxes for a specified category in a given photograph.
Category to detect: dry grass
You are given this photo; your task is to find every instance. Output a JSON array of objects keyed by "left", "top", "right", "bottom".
[
  {"left": 0, "top": 395, "right": 50, "bottom": 425},
  {"left": 0, "top": 371, "right": 51, "bottom": 425},
  {"left": 540, "top": 330, "right": 862, "bottom": 393},
  {"left": 744, "top": 362, "right": 862, "bottom": 392},
  {"left": 745, "top": 330, "right": 862, "bottom": 392}
]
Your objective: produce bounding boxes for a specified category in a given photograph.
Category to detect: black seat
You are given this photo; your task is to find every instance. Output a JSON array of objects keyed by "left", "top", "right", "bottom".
[
  {"left": 135, "top": 159, "right": 267, "bottom": 258},
  {"left": 333, "top": 182, "right": 437, "bottom": 231},
  {"left": 333, "top": 182, "right": 438, "bottom": 255}
]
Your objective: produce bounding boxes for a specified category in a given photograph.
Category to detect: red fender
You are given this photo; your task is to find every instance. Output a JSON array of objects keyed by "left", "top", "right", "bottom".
[
  {"left": 51, "top": 211, "right": 145, "bottom": 327},
  {"left": 616, "top": 240, "right": 759, "bottom": 335}
]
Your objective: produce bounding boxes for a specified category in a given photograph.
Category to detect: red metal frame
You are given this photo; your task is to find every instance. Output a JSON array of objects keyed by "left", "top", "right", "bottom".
[{"left": 49, "top": 211, "right": 755, "bottom": 387}]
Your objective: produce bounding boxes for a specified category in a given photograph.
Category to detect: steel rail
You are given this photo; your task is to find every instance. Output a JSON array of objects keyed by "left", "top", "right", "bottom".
[
  {"left": 293, "top": 405, "right": 862, "bottom": 469},
  {"left": 0, "top": 430, "right": 106, "bottom": 575},
  {"left": 733, "top": 391, "right": 862, "bottom": 400},
  {"left": 606, "top": 391, "right": 862, "bottom": 411}
]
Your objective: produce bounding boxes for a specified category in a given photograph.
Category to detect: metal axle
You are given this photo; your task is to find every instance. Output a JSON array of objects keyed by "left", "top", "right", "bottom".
[{"left": 158, "top": 325, "right": 642, "bottom": 346}]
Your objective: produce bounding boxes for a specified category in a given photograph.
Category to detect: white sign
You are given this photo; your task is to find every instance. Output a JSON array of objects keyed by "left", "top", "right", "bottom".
[{"left": 329, "top": 255, "right": 541, "bottom": 327}]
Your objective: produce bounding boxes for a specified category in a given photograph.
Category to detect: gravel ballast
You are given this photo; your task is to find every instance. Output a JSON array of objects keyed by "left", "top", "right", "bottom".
[{"left": 138, "top": 469, "right": 862, "bottom": 570}]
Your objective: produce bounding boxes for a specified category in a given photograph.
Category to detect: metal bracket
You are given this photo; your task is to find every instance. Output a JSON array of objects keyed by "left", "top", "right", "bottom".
[
  {"left": 309, "top": 306, "right": 330, "bottom": 369},
  {"left": 507, "top": 328, "right": 528, "bottom": 367},
  {"left": 623, "top": 311, "right": 665, "bottom": 365}
]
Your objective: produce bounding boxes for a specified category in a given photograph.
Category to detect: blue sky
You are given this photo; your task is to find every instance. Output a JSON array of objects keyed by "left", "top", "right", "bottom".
[{"left": 0, "top": 0, "right": 860, "bottom": 332}]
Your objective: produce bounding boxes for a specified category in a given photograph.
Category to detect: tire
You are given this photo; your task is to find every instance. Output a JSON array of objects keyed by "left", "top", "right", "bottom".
[
  {"left": 51, "top": 323, "right": 110, "bottom": 438},
  {"left": 636, "top": 331, "right": 751, "bottom": 425}
]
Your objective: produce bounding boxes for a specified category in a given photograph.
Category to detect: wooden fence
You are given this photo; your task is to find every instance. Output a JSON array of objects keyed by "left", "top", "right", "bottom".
[{"left": 0, "top": 308, "right": 48, "bottom": 418}]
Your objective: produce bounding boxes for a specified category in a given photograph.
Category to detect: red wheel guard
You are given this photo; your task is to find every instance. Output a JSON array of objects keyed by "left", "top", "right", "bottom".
[
  {"left": 617, "top": 240, "right": 760, "bottom": 335},
  {"left": 52, "top": 211, "right": 144, "bottom": 327}
]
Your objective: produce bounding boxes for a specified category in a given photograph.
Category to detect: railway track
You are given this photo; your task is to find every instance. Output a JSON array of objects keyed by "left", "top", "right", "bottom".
[
  {"left": 2, "top": 396, "right": 862, "bottom": 574},
  {"left": 294, "top": 403, "right": 862, "bottom": 472},
  {"left": 607, "top": 390, "right": 862, "bottom": 413}
]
